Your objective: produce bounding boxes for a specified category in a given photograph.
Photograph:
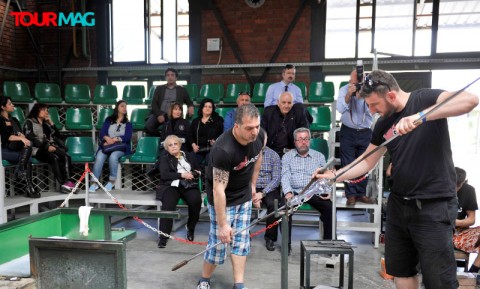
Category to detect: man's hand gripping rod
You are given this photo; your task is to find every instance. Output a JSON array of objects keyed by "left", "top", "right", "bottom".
[
  {"left": 171, "top": 159, "right": 335, "bottom": 271},
  {"left": 329, "top": 76, "right": 480, "bottom": 184}
]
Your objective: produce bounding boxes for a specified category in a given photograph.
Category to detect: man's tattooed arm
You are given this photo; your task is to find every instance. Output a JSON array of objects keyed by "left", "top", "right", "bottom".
[{"left": 213, "top": 167, "right": 229, "bottom": 186}]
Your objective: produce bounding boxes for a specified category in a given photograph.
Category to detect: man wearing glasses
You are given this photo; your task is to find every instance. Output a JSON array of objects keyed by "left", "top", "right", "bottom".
[
  {"left": 314, "top": 69, "right": 479, "bottom": 289},
  {"left": 261, "top": 92, "right": 310, "bottom": 158},
  {"left": 264, "top": 64, "right": 304, "bottom": 108},
  {"left": 223, "top": 91, "right": 251, "bottom": 131},
  {"left": 336, "top": 68, "right": 375, "bottom": 206},
  {"left": 282, "top": 127, "right": 332, "bottom": 255}
]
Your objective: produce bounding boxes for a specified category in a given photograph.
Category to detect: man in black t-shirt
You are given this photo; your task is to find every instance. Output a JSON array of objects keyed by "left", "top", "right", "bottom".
[
  {"left": 453, "top": 167, "right": 480, "bottom": 272},
  {"left": 313, "top": 70, "right": 479, "bottom": 289},
  {"left": 196, "top": 104, "right": 265, "bottom": 289}
]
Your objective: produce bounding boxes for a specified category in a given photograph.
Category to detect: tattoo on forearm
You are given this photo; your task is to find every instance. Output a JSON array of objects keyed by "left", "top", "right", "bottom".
[{"left": 213, "top": 168, "right": 229, "bottom": 185}]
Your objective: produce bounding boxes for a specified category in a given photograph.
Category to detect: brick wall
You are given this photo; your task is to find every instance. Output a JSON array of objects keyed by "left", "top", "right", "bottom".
[{"left": 201, "top": 0, "right": 311, "bottom": 86}]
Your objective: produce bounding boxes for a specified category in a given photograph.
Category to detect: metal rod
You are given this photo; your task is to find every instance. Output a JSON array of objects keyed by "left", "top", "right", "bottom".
[
  {"left": 333, "top": 76, "right": 480, "bottom": 183},
  {"left": 171, "top": 159, "right": 335, "bottom": 271}
]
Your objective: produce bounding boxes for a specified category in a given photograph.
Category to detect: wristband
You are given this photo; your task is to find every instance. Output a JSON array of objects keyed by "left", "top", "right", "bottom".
[{"left": 418, "top": 111, "right": 427, "bottom": 123}]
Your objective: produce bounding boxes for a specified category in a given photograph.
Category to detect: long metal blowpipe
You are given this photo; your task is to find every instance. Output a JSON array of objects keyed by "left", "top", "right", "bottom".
[{"left": 171, "top": 158, "right": 336, "bottom": 271}]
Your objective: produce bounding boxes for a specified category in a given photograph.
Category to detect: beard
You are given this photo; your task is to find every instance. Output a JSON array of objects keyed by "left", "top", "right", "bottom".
[{"left": 382, "top": 101, "right": 396, "bottom": 118}]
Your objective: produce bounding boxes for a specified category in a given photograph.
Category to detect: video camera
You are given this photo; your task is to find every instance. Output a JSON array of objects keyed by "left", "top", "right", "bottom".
[{"left": 354, "top": 60, "right": 364, "bottom": 92}]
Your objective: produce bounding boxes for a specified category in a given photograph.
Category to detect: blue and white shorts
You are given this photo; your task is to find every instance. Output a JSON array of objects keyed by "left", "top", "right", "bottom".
[{"left": 204, "top": 201, "right": 252, "bottom": 265}]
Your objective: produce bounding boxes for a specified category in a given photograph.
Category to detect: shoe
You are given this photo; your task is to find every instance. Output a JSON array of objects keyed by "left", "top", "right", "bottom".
[
  {"left": 197, "top": 281, "right": 210, "bottom": 289},
  {"left": 232, "top": 285, "right": 248, "bottom": 289},
  {"left": 356, "top": 195, "right": 376, "bottom": 204},
  {"left": 265, "top": 239, "right": 275, "bottom": 251},
  {"left": 62, "top": 181, "right": 75, "bottom": 190},
  {"left": 346, "top": 196, "right": 356, "bottom": 206},
  {"left": 158, "top": 238, "right": 167, "bottom": 248},
  {"left": 88, "top": 184, "right": 98, "bottom": 193},
  {"left": 61, "top": 182, "right": 74, "bottom": 193},
  {"left": 186, "top": 224, "right": 194, "bottom": 241},
  {"left": 104, "top": 182, "right": 114, "bottom": 191}
]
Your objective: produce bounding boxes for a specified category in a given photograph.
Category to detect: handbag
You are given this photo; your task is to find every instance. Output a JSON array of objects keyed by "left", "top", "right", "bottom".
[
  {"left": 102, "top": 142, "right": 127, "bottom": 154},
  {"left": 180, "top": 179, "right": 199, "bottom": 189}
]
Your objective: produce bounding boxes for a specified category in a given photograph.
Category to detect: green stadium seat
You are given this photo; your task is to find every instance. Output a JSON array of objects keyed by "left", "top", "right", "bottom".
[
  {"left": 216, "top": 107, "right": 233, "bottom": 119},
  {"left": 130, "top": 108, "right": 150, "bottom": 130},
  {"left": 2, "top": 160, "right": 12, "bottom": 166},
  {"left": 308, "top": 82, "right": 335, "bottom": 103},
  {"left": 35, "top": 83, "right": 62, "bottom": 103},
  {"left": 310, "top": 138, "right": 329, "bottom": 159},
  {"left": 183, "top": 84, "right": 199, "bottom": 101},
  {"left": 129, "top": 137, "right": 160, "bottom": 163},
  {"left": 294, "top": 81, "right": 307, "bottom": 99},
  {"left": 224, "top": 83, "right": 250, "bottom": 103},
  {"left": 64, "top": 84, "right": 91, "bottom": 104},
  {"left": 198, "top": 84, "right": 224, "bottom": 103},
  {"left": 93, "top": 85, "right": 118, "bottom": 105},
  {"left": 298, "top": 203, "right": 315, "bottom": 210},
  {"left": 95, "top": 107, "right": 114, "bottom": 130},
  {"left": 308, "top": 106, "right": 331, "bottom": 132},
  {"left": 65, "top": 107, "right": 93, "bottom": 130},
  {"left": 122, "top": 85, "right": 145, "bottom": 104},
  {"left": 3, "top": 81, "right": 33, "bottom": 102},
  {"left": 339, "top": 81, "right": 349, "bottom": 89},
  {"left": 9, "top": 107, "right": 25, "bottom": 127},
  {"left": 251, "top": 83, "right": 270, "bottom": 103},
  {"left": 144, "top": 85, "right": 157, "bottom": 105},
  {"left": 48, "top": 107, "right": 63, "bottom": 130},
  {"left": 257, "top": 106, "right": 264, "bottom": 117},
  {"left": 65, "top": 136, "right": 96, "bottom": 162}
]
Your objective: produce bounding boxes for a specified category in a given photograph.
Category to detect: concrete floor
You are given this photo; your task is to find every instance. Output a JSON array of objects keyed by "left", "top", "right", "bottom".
[{"left": 2, "top": 208, "right": 476, "bottom": 289}]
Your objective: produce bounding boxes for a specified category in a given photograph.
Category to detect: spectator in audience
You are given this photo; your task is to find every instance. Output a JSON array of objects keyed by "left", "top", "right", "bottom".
[
  {"left": 223, "top": 91, "right": 251, "bottom": 131},
  {"left": 23, "top": 103, "right": 74, "bottom": 193},
  {"left": 453, "top": 167, "right": 480, "bottom": 272},
  {"left": 188, "top": 98, "right": 224, "bottom": 164},
  {"left": 336, "top": 68, "right": 375, "bottom": 206},
  {"left": 264, "top": 64, "right": 303, "bottom": 107},
  {"left": 282, "top": 127, "right": 332, "bottom": 254},
  {"left": 156, "top": 135, "right": 202, "bottom": 248},
  {"left": 145, "top": 68, "right": 194, "bottom": 137},
  {"left": 255, "top": 146, "right": 282, "bottom": 252},
  {"left": 261, "top": 91, "right": 310, "bottom": 158},
  {"left": 89, "top": 100, "right": 133, "bottom": 192},
  {"left": 160, "top": 102, "right": 190, "bottom": 152},
  {"left": 0, "top": 96, "right": 39, "bottom": 198}
]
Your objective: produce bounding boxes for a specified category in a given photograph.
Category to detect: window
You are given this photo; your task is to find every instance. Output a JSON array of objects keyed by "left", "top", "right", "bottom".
[
  {"left": 437, "top": 0, "right": 480, "bottom": 53},
  {"left": 111, "top": 0, "right": 189, "bottom": 64}
]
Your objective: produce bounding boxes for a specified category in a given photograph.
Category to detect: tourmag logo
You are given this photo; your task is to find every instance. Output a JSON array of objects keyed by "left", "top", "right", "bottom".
[{"left": 10, "top": 11, "right": 95, "bottom": 27}]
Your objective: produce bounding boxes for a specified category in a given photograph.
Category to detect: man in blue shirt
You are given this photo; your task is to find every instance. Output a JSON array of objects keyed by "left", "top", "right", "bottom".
[
  {"left": 282, "top": 127, "right": 333, "bottom": 254},
  {"left": 223, "top": 91, "right": 251, "bottom": 131},
  {"left": 255, "top": 146, "right": 282, "bottom": 251},
  {"left": 264, "top": 64, "right": 303, "bottom": 107},
  {"left": 336, "top": 69, "right": 374, "bottom": 206}
]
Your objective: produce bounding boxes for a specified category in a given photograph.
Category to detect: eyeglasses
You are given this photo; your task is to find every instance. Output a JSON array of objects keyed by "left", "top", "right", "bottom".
[
  {"left": 167, "top": 143, "right": 179, "bottom": 147},
  {"left": 362, "top": 75, "right": 391, "bottom": 94},
  {"left": 238, "top": 91, "right": 251, "bottom": 96},
  {"left": 116, "top": 124, "right": 122, "bottom": 132},
  {"left": 295, "top": 137, "right": 310, "bottom": 142}
]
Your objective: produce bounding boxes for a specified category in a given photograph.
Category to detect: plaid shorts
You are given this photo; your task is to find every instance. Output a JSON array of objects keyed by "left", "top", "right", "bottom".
[{"left": 204, "top": 201, "right": 252, "bottom": 265}]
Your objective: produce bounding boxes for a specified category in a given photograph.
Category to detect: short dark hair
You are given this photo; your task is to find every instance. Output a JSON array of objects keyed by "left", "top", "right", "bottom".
[
  {"left": 235, "top": 103, "right": 259, "bottom": 125},
  {"left": 285, "top": 64, "right": 295, "bottom": 70},
  {"left": 0, "top": 96, "right": 12, "bottom": 110},
  {"left": 455, "top": 167, "right": 467, "bottom": 187},
  {"left": 165, "top": 68, "right": 178, "bottom": 77}
]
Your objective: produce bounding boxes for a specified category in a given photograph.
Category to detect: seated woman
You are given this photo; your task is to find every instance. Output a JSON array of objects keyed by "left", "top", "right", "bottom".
[
  {"left": 156, "top": 135, "right": 202, "bottom": 248},
  {"left": 89, "top": 100, "right": 133, "bottom": 192},
  {"left": 160, "top": 102, "right": 190, "bottom": 152},
  {"left": 188, "top": 98, "right": 224, "bottom": 164},
  {"left": 0, "top": 96, "right": 39, "bottom": 198},
  {"left": 453, "top": 167, "right": 480, "bottom": 272},
  {"left": 24, "top": 103, "right": 74, "bottom": 193}
]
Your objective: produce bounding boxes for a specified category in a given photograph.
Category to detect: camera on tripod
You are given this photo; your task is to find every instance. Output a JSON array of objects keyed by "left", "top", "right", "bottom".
[{"left": 354, "top": 60, "right": 364, "bottom": 92}]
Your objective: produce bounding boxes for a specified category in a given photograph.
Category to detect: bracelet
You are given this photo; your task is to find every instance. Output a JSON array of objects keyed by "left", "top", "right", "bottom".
[{"left": 418, "top": 111, "right": 427, "bottom": 123}]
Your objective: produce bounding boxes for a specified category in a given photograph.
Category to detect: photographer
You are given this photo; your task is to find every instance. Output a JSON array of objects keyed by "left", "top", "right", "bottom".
[
  {"left": 156, "top": 135, "right": 202, "bottom": 248},
  {"left": 336, "top": 65, "right": 375, "bottom": 205}
]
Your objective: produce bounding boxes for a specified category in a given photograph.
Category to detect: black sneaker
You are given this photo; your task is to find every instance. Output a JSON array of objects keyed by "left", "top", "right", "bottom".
[
  {"left": 186, "top": 225, "right": 195, "bottom": 242},
  {"left": 158, "top": 238, "right": 167, "bottom": 248}
]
